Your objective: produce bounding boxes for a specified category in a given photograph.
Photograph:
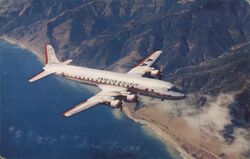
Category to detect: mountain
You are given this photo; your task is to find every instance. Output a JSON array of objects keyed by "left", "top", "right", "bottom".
[
  {"left": 1, "top": 0, "right": 250, "bottom": 158},
  {"left": 1, "top": 0, "right": 249, "bottom": 68},
  {"left": 1, "top": 0, "right": 249, "bottom": 126}
]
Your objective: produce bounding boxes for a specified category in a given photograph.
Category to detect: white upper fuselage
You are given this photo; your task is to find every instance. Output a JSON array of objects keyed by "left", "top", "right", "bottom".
[
  {"left": 45, "top": 64, "right": 185, "bottom": 100},
  {"left": 29, "top": 44, "right": 186, "bottom": 117}
]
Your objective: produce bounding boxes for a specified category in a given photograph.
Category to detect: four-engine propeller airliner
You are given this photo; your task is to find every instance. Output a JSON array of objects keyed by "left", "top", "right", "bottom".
[{"left": 29, "top": 44, "right": 185, "bottom": 117}]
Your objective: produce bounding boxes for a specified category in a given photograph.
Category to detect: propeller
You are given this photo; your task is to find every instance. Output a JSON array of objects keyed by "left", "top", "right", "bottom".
[
  {"left": 133, "top": 95, "right": 142, "bottom": 111},
  {"left": 119, "top": 102, "right": 123, "bottom": 112},
  {"left": 158, "top": 67, "right": 164, "bottom": 80}
]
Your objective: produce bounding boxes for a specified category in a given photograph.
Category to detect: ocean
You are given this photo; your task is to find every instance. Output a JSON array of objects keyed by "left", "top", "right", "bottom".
[{"left": 0, "top": 40, "right": 174, "bottom": 159}]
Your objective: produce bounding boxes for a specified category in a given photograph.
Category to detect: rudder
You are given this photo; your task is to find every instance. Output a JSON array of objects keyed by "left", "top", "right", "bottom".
[{"left": 45, "top": 44, "right": 61, "bottom": 65}]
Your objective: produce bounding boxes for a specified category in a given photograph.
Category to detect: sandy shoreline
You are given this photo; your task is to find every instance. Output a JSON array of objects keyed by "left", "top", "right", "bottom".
[
  {"left": 0, "top": 36, "right": 44, "bottom": 63},
  {"left": 123, "top": 105, "right": 194, "bottom": 159},
  {"left": 122, "top": 105, "right": 226, "bottom": 159}
]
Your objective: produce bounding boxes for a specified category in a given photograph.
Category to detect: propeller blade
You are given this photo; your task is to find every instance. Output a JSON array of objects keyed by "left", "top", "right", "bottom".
[{"left": 133, "top": 98, "right": 141, "bottom": 111}]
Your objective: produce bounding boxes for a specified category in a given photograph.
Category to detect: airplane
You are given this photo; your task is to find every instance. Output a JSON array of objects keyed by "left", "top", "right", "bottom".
[{"left": 29, "top": 44, "right": 185, "bottom": 117}]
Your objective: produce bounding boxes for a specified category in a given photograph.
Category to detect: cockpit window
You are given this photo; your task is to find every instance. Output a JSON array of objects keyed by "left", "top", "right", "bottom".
[{"left": 168, "top": 86, "right": 184, "bottom": 93}]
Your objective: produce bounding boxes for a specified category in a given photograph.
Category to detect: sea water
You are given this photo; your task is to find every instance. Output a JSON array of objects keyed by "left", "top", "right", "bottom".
[{"left": 0, "top": 40, "right": 174, "bottom": 159}]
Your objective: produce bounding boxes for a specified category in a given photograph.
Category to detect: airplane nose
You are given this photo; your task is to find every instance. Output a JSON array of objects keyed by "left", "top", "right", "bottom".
[
  {"left": 167, "top": 85, "right": 186, "bottom": 99},
  {"left": 180, "top": 92, "right": 186, "bottom": 97},
  {"left": 176, "top": 92, "right": 186, "bottom": 100},
  {"left": 182, "top": 93, "right": 186, "bottom": 98},
  {"left": 176, "top": 90, "right": 186, "bottom": 99}
]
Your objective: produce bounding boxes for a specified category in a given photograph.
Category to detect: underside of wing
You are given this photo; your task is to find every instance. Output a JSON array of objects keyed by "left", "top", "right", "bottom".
[
  {"left": 127, "top": 50, "right": 162, "bottom": 76},
  {"left": 63, "top": 86, "right": 128, "bottom": 117},
  {"left": 63, "top": 98, "right": 102, "bottom": 117}
]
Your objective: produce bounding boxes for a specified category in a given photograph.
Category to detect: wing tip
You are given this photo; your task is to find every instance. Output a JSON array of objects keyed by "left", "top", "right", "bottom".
[
  {"left": 156, "top": 50, "right": 162, "bottom": 54},
  {"left": 63, "top": 111, "right": 72, "bottom": 117},
  {"left": 151, "top": 50, "right": 162, "bottom": 54},
  {"left": 28, "top": 76, "right": 39, "bottom": 83}
]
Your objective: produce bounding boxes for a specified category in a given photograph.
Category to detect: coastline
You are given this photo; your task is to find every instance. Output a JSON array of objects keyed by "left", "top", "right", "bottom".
[
  {"left": 0, "top": 37, "right": 221, "bottom": 159},
  {"left": 123, "top": 105, "right": 193, "bottom": 159},
  {"left": 0, "top": 36, "right": 44, "bottom": 63},
  {"left": 122, "top": 105, "right": 224, "bottom": 159},
  {"left": 0, "top": 36, "right": 100, "bottom": 94}
]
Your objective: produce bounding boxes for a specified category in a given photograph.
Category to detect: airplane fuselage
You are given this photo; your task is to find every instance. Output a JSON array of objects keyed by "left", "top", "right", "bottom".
[
  {"left": 29, "top": 44, "right": 186, "bottom": 116},
  {"left": 46, "top": 64, "right": 185, "bottom": 100}
]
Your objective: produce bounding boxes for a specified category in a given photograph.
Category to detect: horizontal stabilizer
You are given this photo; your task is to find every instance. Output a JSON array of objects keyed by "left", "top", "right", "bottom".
[
  {"left": 29, "top": 70, "right": 54, "bottom": 83},
  {"left": 62, "top": 59, "right": 73, "bottom": 65}
]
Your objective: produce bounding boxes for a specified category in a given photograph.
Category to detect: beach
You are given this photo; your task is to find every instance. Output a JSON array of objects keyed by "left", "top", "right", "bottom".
[{"left": 122, "top": 104, "right": 223, "bottom": 159}]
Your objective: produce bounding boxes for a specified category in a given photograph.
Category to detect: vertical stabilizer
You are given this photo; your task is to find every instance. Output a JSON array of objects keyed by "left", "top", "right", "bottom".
[{"left": 45, "top": 44, "right": 61, "bottom": 65}]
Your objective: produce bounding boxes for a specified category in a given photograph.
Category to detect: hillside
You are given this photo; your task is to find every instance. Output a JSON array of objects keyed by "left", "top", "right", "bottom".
[{"left": 1, "top": 0, "right": 250, "bottom": 158}]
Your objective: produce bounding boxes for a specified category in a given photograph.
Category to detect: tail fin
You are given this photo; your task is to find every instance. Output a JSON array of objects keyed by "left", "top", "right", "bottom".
[
  {"left": 45, "top": 44, "right": 61, "bottom": 65},
  {"left": 29, "top": 44, "right": 73, "bottom": 83}
]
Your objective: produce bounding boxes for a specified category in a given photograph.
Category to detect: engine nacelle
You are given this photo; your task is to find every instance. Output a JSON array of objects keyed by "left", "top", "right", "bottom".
[
  {"left": 110, "top": 99, "right": 122, "bottom": 108},
  {"left": 149, "top": 69, "right": 162, "bottom": 78},
  {"left": 126, "top": 94, "right": 138, "bottom": 102}
]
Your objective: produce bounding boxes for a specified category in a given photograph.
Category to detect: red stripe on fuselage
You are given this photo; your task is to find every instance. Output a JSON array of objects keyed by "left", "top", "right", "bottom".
[{"left": 62, "top": 75, "right": 183, "bottom": 100}]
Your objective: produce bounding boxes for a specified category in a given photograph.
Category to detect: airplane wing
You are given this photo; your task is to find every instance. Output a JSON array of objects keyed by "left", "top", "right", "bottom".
[
  {"left": 29, "top": 70, "right": 55, "bottom": 82},
  {"left": 63, "top": 85, "right": 127, "bottom": 117},
  {"left": 127, "top": 50, "right": 162, "bottom": 76}
]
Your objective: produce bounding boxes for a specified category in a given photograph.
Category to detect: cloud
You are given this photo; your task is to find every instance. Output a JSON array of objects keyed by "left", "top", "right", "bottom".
[
  {"left": 140, "top": 93, "right": 250, "bottom": 157},
  {"left": 7, "top": 126, "right": 141, "bottom": 155},
  {"left": 8, "top": 126, "right": 15, "bottom": 133},
  {"left": 36, "top": 136, "right": 43, "bottom": 144},
  {"left": 141, "top": 94, "right": 233, "bottom": 140},
  {"left": 14, "top": 130, "right": 23, "bottom": 139},
  {"left": 178, "top": 0, "right": 195, "bottom": 4},
  {"left": 222, "top": 128, "right": 250, "bottom": 156},
  {"left": 246, "top": 0, "right": 250, "bottom": 5},
  {"left": 183, "top": 94, "right": 233, "bottom": 141},
  {"left": 0, "top": 155, "right": 7, "bottom": 159}
]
